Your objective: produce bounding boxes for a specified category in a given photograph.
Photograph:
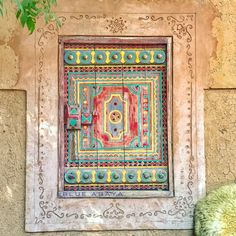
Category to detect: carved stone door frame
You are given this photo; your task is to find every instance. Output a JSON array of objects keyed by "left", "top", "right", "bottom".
[
  {"left": 58, "top": 36, "right": 173, "bottom": 198},
  {"left": 25, "top": 12, "right": 205, "bottom": 231}
]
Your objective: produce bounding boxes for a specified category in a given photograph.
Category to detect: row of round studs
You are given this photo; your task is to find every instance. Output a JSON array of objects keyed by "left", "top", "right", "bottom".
[
  {"left": 65, "top": 168, "right": 168, "bottom": 184},
  {"left": 64, "top": 50, "right": 165, "bottom": 64}
]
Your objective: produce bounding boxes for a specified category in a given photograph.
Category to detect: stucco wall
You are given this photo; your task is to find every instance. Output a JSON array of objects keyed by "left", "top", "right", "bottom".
[{"left": 0, "top": 0, "right": 236, "bottom": 235}]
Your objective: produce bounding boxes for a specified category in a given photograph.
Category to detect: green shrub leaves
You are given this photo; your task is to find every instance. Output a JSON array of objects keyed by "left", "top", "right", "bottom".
[{"left": 0, "top": 0, "right": 60, "bottom": 34}]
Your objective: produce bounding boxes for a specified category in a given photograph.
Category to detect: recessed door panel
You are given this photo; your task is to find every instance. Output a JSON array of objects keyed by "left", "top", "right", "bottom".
[{"left": 60, "top": 38, "right": 172, "bottom": 197}]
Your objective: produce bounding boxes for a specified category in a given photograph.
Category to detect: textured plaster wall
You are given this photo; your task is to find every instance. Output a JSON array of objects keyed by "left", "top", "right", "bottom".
[
  {"left": 0, "top": 0, "right": 236, "bottom": 235},
  {"left": 205, "top": 90, "right": 236, "bottom": 192}
]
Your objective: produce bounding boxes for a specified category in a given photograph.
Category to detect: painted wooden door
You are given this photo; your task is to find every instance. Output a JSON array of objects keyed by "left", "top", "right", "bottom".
[{"left": 59, "top": 37, "right": 172, "bottom": 198}]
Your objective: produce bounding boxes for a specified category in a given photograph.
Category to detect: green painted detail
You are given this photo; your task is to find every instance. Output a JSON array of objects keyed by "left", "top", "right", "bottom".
[
  {"left": 70, "top": 108, "right": 78, "bottom": 115},
  {"left": 64, "top": 50, "right": 76, "bottom": 64},
  {"left": 95, "top": 51, "right": 106, "bottom": 64},
  {"left": 94, "top": 85, "right": 103, "bottom": 96},
  {"left": 141, "top": 170, "right": 152, "bottom": 183},
  {"left": 156, "top": 169, "right": 167, "bottom": 183},
  {"left": 90, "top": 138, "right": 103, "bottom": 149},
  {"left": 109, "top": 50, "right": 121, "bottom": 64},
  {"left": 139, "top": 51, "right": 151, "bottom": 64},
  {"left": 64, "top": 49, "right": 166, "bottom": 65},
  {"left": 69, "top": 119, "right": 77, "bottom": 127},
  {"left": 154, "top": 50, "right": 165, "bottom": 64},
  {"left": 80, "top": 171, "right": 92, "bottom": 184},
  {"left": 127, "top": 85, "right": 140, "bottom": 95},
  {"left": 80, "top": 51, "right": 91, "bottom": 64},
  {"left": 126, "top": 170, "right": 137, "bottom": 183},
  {"left": 129, "top": 137, "right": 140, "bottom": 148},
  {"left": 158, "top": 72, "right": 164, "bottom": 166},
  {"left": 96, "top": 171, "right": 107, "bottom": 183},
  {"left": 65, "top": 168, "right": 168, "bottom": 184},
  {"left": 64, "top": 170, "right": 77, "bottom": 184},
  {"left": 124, "top": 51, "right": 136, "bottom": 64},
  {"left": 111, "top": 171, "right": 122, "bottom": 183},
  {"left": 81, "top": 113, "right": 92, "bottom": 123}
]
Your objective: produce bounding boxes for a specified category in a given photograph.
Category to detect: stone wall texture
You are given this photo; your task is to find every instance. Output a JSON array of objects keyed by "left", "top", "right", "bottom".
[{"left": 0, "top": 0, "right": 236, "bottom": 235}]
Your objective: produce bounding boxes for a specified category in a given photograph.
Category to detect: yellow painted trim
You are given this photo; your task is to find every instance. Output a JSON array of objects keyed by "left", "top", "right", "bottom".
[
  {"left": 122, "top": 169, "right": 126, "bottom": 183},
  {"left": 76, "top": 51, "right": 80, "bottom": 64},
  {"left": 104, "top": 94, "right": 128, "bottom": 141},
  {"left": 152, "top": 169, "right": 157, "bottom": 182},
  {"left": 107, "top": 169, "right": 111, "bottom": 183},
  {"left": 135, "top": 51, "right": 140, "bottom": 63},
  {"left": 64, "top": 48, "right": 165, "bottom": 51},
  {"left": 76, "top": 170, "right": 81, "bottom": 183},
  {"left": 105, "top": 51, "right": 110, "bottom": 64},
  {"left": 137, "top": 169, "right": 142, "bottom": 182},
  {"left": 150, "top": 51, "right": 154, "bottom": 63},
  {"left": 91, "top": 51, "right": 95, "bottom": 64},
  {"left": 91, "top": 170, "right": 96, "bottom": 183},
  {"left": 65, "top": 183, "right": 167, "bottom": 187},
  {"left": 120, "top": 51, "right": 125, "bottom": 63},
  {"left": 65, "top": 65, "right": 166, "bottom": 68}
]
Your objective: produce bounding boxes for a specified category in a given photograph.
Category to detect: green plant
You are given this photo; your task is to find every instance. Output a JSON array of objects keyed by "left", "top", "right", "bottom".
[
  {"left": 195, "top": 184, "right": 236, "bottom": 236},
  {"left": 0, "top": 0, "right": 60, "bottom": 33}
]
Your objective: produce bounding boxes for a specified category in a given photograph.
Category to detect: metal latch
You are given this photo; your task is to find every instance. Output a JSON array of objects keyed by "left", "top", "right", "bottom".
[{"left": 65, "top": 104, "right": 93, "bottom": 130}]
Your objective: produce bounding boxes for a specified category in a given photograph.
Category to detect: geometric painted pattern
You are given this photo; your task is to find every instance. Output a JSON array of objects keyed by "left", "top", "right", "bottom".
[{"left": 63, "top": 43, "right": 169, "bottom": 192}]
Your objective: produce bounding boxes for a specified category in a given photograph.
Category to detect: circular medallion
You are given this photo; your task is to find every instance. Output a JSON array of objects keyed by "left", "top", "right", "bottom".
[{"left": 109, "top": 110, "right": 122, "bottom": 124}]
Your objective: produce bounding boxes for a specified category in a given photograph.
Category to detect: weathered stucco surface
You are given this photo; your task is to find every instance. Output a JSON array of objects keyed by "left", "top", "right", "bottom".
[
  {"left": 0, "top": 0, "right": 236, "bottom": 235},
  {"left": 205, "top": 90, "right": 236, "bottom": 193},
  {"left": 208, "top": 1, "right": 236, "bottom": 88},
  {"left": 0, "top": 45, "right": 19, "bottom": 88}
]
